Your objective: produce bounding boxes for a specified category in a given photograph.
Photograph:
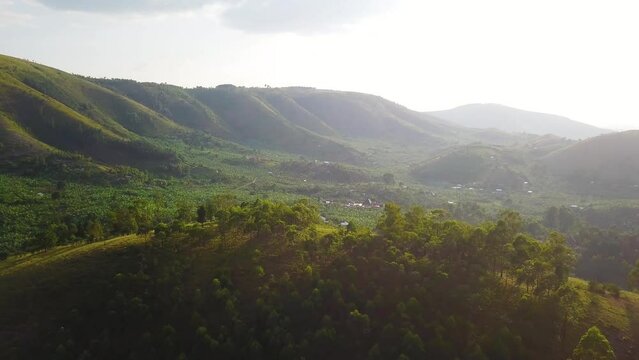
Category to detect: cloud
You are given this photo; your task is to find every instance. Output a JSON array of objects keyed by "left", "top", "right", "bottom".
[
  {"left": 220, "top": 0, "right": 393, "bottom": 34},
  {"left": 33, "top": 0, "right": 393, "bottom": 33},
  {"left": 33, "top": 0, "right": 216, "bottom": 13},
  {"left": 0, "top": 10, "right": 32, "bottom": 26},
  {"left": 0, "top": 0, "right": 34, "bottom": 27}
]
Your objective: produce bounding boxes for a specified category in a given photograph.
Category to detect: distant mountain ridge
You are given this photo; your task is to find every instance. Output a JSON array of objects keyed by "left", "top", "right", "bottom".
[
  {"left": 3, "top": 53, "right": 635, "bottom": 198},
  {"left": 429, "top": 103, "right": 611, "bottom": 140},
  {"left": 0, "top": 54, "right": 530, "bottom": 172}
]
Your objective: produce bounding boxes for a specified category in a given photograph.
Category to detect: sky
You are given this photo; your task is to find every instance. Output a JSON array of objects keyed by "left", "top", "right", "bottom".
[{"left": 1, "top": 0, "right": 638, "bottom": 130}]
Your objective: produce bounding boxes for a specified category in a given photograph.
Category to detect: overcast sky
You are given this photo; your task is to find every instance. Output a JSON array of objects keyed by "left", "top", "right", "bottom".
[{"left": 1, "top": 0, "right": 638, "bottom": 129}]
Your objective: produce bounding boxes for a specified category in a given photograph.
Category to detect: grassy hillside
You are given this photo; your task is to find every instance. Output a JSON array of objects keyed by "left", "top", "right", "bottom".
[
  {"left": 276, "top": 87, "right": 449, "bottom": 144},
  {"left": 254, "top": 89, "right": 340, "bottom": 137},
  {"left": 190, "top": 85, "right": 364, "bottom": 163},
  {"left": 93, "top": 79, "right": 229, "bottom": 137},
  {"left": 0, "top": 235, "right": 150, "bottom": 358},
  {"left": 430, "top": 103, "right": 611, "bottom": 140},
  {"left": 0, "top": 55, "right": 180, "bottom": 169},
  {"left": 569, "top": 278, "right": 639, "bottom": 358},
  {"left": 0, "top": 55, "right": 183, "bottom": 138},
  {"left": 0, "top": 110, "right": 57, "bottom": 160}
]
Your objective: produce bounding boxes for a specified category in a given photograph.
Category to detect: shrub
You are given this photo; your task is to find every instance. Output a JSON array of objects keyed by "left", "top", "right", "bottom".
[
  {"left": 604, "top": 283, "right": 621, "bottom": 298},
  {"left": 587, "top": 280, "right": 605, "bottom": 294}
]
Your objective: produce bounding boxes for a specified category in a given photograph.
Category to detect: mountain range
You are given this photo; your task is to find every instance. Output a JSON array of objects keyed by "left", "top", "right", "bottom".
[
  {"left": 2, "top": 54, "right": 638, "bottom": 196},
  {"left": 0, "top": 54, "right": 478, "bottom": 168}
]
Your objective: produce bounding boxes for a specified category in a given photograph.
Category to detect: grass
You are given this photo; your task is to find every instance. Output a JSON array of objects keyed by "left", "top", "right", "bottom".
[
  {"left": 569, "top": 277, "right": 639, "bottom": 357},
  {"left": 0, "top": 233, "right": 150, "bottom": 356},
  {"left": 0, "top": 234, "right": 147, "bottom": 277}
]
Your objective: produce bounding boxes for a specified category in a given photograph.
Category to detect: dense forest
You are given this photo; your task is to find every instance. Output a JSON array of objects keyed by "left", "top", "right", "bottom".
[{"left": 0, "top": 198, "right": 632, "bottom": 359}]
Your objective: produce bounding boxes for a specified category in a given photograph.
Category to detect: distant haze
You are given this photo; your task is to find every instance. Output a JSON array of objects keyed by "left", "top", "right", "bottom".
[
  {"left": 1, "top": 0, "right": 638, "bottom": 130},
  {"left": 429, "top": 104, "right": 611, "bottom": 140}
]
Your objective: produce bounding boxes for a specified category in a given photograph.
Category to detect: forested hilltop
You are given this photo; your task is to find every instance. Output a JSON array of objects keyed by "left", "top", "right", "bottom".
[{"left": 0, "top": 199, "right": 632, "bottom": 359}]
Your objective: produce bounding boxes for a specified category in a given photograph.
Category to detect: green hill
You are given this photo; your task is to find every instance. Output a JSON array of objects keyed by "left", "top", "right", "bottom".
[
  {"left": 409, "top": 130, "right": 639, "bottom": 197},
  {"left": 411, "top": 144, "right": 531, "bottom": 190},
  {"left": 253, "top": 89, "right": 340, "bottom": 137},
  {"left": 274, "top": 87, "right": 450, "bottom": 144},
  {"left": 93, "top": 79, "right": 229, "bottom": 137},
  {"left": 0, "top": 55, "right": 183, "bottom": 138},
  {"left": 542, "top": 130, "right": 639, "bottom": 196},
  {"left": 190, "top": 85, "right": 364, "bottom": 163},
  {"left": 2, "top": 55, "right": 544, "bottom": 173},
  {"left": 0, "top": 55, "right": 180, "bottom": 169}
]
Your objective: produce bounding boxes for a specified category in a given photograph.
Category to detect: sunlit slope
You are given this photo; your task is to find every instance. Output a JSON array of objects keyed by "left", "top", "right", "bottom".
[
  {"left": 93, "top": 79, "right": 230, "bottom": 137},
  {"left": 190, "top": 85, "right": 365, "bottom": 163},
  {"left": 0, "top": 235, "right": 149, "bottom": 358},
  {"left": 570, "top": 278, "right": 639, "bottom": 359},
  {"left": 0, "top": 55, "right": 183, "bottom": 137},
  {"left": 0, "top": 55, "right": 179, "bottom": 167},
  {"left": 91, "top": 81, "right": 528, "bottom": 160},
  {"left": 254, "top": 89, "right": 339, "bottom": 137},
  {"left": 0, "top": 110, "right": 57, "bottom": 160}
]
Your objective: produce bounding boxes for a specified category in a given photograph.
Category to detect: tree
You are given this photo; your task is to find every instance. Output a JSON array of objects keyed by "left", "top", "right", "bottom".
[
  {"left": 197, "top": 205, "right": 207, "bottom": 224},
  {"left": 154, "top": 223, "right": 170, "bottom": 247},
  {"left": 400, "top": 330, "right": 426, "bottom": 359},
  {"left": 377, "top": 203, "right": 405, "bottom": 239},
  {"left": 511, "top": 234, "right": 541, "bottom": 269},
  {"left": 111, "top": 207, "right": 139, "bottom": 235},
  {"left": 404, "top": 206, "right": 429, "bottom": 236},
  {"left": 204, "top": 194, "right": 238, "bottom": 221},
  {"left": 571, "top": 326, "right": 616, "bottom": 360},
  {"left": 86, "top": 220, "right": 104, "bottom": 242},
  {"left": 499, "top": 210, "right": 523, "bottom": 236},
  {"left": 543, "top": 232, "right": 576, "bottom": 290},
  {"left": 176, "top": 202, "right": 193, "bottom": 223},
  {"left": 485, "top": 218, "right": 515, "bottom": 276},
  {"left": 40, "top": 224, "right": 59, "bottom": 251}
]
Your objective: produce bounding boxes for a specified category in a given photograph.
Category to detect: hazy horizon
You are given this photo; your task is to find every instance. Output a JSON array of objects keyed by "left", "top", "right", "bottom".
[{"left": 2, "top": 0, "right": 638, "bottom": 130}]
